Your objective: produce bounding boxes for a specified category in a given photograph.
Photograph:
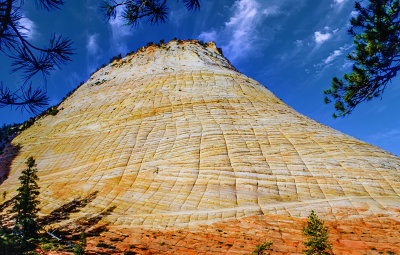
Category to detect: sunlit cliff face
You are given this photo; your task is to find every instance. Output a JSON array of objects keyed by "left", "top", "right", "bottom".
[{"left": 0, "top": 40, "right": 399, "bottom": 231}]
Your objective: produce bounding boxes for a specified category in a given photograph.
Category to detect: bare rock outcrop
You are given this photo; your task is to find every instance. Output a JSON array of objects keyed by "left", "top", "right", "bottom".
[{"left": 1, "top": 40, "right": 399, "bottom": 254}]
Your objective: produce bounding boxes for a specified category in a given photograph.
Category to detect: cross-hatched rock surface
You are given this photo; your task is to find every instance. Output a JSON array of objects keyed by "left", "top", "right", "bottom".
[{"left": 0, "top": 40, "right": 400, "bottom": 253}]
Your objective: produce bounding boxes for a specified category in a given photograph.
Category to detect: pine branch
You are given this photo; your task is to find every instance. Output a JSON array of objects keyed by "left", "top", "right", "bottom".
[
  {"left": 34, "top": 0, "right": 64, "bottom": 10},
  {"left": 325, "top": 0, "right": 400, "bottom": 117},
  {"left": 0, "top": 82, "right": 49, "bottom": 114},
  {"left": 103, "top": 0, "right": 201, "bottom": 27},
  {"left": 0, "top": 0, "right": 73, "bottom": 112}
]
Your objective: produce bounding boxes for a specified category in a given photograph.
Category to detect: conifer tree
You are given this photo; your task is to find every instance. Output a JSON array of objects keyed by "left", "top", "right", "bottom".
[
  {"left": 73, "top": 231, "right": 87, "bottom": 255},
  {"left": 303, "top": 210, "right": 333, "bottom": 255},
  {"left": 324, "top": 0, "right": 400, "bottom": 117},
  {"left": 12, "top": 156, "right": 40, "bottom": 242}
]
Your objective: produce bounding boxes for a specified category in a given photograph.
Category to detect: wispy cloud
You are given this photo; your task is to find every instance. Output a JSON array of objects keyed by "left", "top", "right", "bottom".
[
  {"left": 198, "top": 30, "right": 218, "bottom": 42},
  {"left": 18, "top": 16, "right": 37, "bottom": 40},
  {"left": 108, "top": 7, "right": 132, "bottom": 54},
  {"left": 87, "top": 34, "right": 99, "bottom": 55},
  {"left": 324, "top": 49, "right": 343, "bottom": 64},
  {"left": 333, "top": 0, "right": 348, "bottom": 4},
  {"left": 369, "top": 128, "right": 400, "bottom": 141},
  {"left": 331, "top": 0, "right": 349, "bottom": 10},
  {"left": 350, "top": 10, "right": 359, "bottom": 17},
  {"left": 199, "top": 0, "right": 281, "bottom": 61},
  {"left": 295, "top": 40, "right": 304, "bottom": 47},
  {"left": 225, "top": 0, "right": 279, "bottom": 60},
  {"left": 314, "top": 44, "right": 352, "bottom": 69},
  {"left": 86, "top": 33, "right": 104, "bottom": 73},
  {"left": 341, "top": 60, "right": 353, "bottom": 70}
]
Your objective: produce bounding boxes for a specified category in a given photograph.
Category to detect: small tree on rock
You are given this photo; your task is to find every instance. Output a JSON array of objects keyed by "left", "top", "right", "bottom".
[
  {"left": 303, "top": 210, "right": 333, "bottom": 255},
  {"left": 73, "top": 231, "right": 87, "bottom": 255},
  {"left": 252, "top": 241, "right": 273, "bottom": 255},
  {"left": 12, "top": 156, "right": 40, "bottom": 242}
]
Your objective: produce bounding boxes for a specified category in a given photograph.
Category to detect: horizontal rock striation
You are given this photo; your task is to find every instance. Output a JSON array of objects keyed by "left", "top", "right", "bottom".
[{"left": 0, "top": 40, "right": 399, "bottom": 249}]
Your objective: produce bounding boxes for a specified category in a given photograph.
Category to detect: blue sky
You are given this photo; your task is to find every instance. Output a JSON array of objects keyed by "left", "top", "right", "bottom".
[{"left": 0, "top": 0, "right": 399, "bottom": 156}]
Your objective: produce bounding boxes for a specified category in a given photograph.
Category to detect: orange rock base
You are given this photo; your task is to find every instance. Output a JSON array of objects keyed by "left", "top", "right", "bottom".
[{"left": 72, "top": 213, "right": 400, "bottom": 254}]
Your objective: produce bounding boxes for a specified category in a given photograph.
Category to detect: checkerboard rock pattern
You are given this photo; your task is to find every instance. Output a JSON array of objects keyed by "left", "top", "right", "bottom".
[{"left": 1, "top": 40, "right": 399, "bottom": 252}]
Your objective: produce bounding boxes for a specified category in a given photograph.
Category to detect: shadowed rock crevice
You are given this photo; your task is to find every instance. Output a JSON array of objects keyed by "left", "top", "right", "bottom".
[
  {"left": 0, "top": 143, "right": 20, "bottom": 185},
  {"left": 37, "top": 192, "right": 117, "bottom": 241},
  {"left": 75, "top": 205, "right": 116, "bottom": 227},
  {"left": 0, "top": 196, "right": 15, "bottom": 213},
  {"left": 70, "top": 205, "right": 117, "bottom": 237},
  {"left": 39, "top": 191, "right": 99, "bottom": 226},
  {"left": 51, "top": 205, "right": 117, "bottom": 240}
]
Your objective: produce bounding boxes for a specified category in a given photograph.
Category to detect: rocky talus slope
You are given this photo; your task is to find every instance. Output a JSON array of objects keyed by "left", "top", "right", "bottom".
[{"left": 1, "top": 40, "right": 399, "bottom": 254}]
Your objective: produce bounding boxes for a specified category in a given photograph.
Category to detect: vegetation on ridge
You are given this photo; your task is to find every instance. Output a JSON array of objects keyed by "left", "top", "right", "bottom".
[{"left": 0, "top": 0, "right": 204, "bottom": 113}]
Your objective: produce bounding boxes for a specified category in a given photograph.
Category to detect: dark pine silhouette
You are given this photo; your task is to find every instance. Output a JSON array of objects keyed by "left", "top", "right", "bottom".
[
  {"left": 103, "top": 0, "right": 201, "bottom": 27},
  {"left": 0, "top": 0, "right": 73, "bottom": 113}
]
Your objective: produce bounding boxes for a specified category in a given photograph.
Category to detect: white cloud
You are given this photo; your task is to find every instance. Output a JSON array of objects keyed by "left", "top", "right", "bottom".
[
  {"left": 314, "top": 44, "right": 352, "bottom": 69},
  {"left": 198, "top": 30, "right": 218, "bottom": 42},
  {"left": 198, "top": 0, "right": 281, "bottom": 61},
  {"left": 87, "top": 34, "right": 99, "bottom": 55},
  {"left": 314, "top": 31, "right": 332, "bottom": 45},
  {"left": 295, "top": 40, "right": 304, "bottom": 47},
  {"left": 18, "top": 16, "right": 36, "bottom": 40},
  {"left": 350, "top": 11, "right": 359, "bottom": 17},
  {"left": 369, "top": 129, "right": 400, "bottom": 141},
  {"left": 109, "top": 11, "right": 131, "bottom": 36},
  {"left": 86, "top": 33, "right": 102, "bottom": 74},
  {"left": 108, "top": 7, "right": 132, "bottom": 54},
  {"left": 331, "top": 0, "right": 349, "bottom": 10},
  {"left": 341, "top": 61, "right": 353, "bottom": 70},
  {"left": 224, "top": 0, "right": 267, "bottom": 60},
  {"left": 262, "top": 7, "right": 279, "bottom": 16},
  {"left": 324, "top": 49, "right": 342, "bottom": 64}
]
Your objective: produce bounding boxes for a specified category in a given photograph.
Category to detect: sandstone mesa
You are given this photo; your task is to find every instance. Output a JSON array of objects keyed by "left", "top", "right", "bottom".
[{"left": 0, "top": 40, "right": 399, "bottom": 254}]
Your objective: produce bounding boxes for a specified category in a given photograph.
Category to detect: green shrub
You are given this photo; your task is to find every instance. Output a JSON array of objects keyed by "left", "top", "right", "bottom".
[
  {"left": 252, "top": 241, "right": 272, "bottom": 255},
  {"left": 41, "top": 243, "right": 56, "bottom": 252},
  {"left": 73, "top": 231, "right": 86, "bottom": 255},
  {"left": 43, "top": 106, "right": 59, "bottom": 116},
  {"left": 0, "top": 226, "right": 22, "bottom": 255},
  {"left": 109, "top": 54, "right": 122, "bottom": 63},
  {"left": 198, "top": 40, "right": 207, "bottom": 47}
]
